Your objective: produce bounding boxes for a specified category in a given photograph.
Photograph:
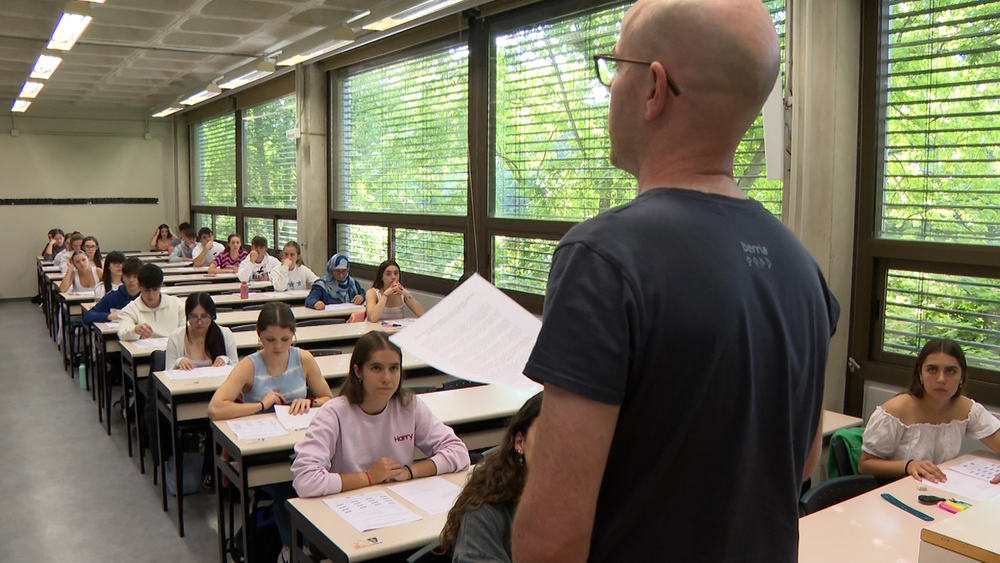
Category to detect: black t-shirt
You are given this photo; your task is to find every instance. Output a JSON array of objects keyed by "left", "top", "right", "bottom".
[{"left": 524, "top": 188, "right": 840, "bottom": 562}]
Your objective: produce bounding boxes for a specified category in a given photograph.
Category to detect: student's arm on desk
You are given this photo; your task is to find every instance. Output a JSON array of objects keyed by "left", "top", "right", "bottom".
[{"left": 512, "top": 384, "right": 618, "bottom": 563}]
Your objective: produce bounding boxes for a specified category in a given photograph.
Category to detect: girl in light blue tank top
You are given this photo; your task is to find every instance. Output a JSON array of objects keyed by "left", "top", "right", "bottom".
[{"left": 242, "top": 347, "right": 308, "bottom": 404}]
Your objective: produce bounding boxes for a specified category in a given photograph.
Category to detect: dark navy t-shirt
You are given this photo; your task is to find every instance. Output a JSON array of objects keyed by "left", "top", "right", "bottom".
[{"left": 524, "top": 188, "right": 839, "bottom": 562}]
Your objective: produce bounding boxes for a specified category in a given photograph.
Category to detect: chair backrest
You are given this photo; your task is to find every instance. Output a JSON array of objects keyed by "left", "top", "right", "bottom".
[
  {"left": 799, "top": 474, "right": 878, "bottom": 516},
  {"left": 150, "top": 350, "right": 166, "bottom": 373},
  {"left": 831, "top": 435, "right": 854, "bottom": 477},
  {"left": 230, "top": 323, "right": 256, "bottom": 333},
  {"left": 297, "top": 318, "right": 345, "bottom": 328},
  {"left": 309, "top": 348, "right": 343, "bottom": 357},
  {"left": 407, "top": 540, "right": 448, "bottom": 563}
]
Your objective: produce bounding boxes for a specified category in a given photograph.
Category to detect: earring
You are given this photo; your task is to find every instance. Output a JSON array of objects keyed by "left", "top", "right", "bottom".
[{"left": 515, "top": 448, "right": 524, "bottom": 466}]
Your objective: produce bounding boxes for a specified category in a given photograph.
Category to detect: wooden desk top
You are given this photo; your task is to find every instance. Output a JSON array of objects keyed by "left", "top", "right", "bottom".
[
  {"left": 161, "top": 281, "right": 270, "bottom": 295},
  {"left": 211, "top": 290, "right": 310, "bottom": 307},
  {"left": 822, "top": 409, "right": 863, "bottom": 438},
  {"left": 799, "top": 452, "right": 1000, "bottom": 563},
  {"left": 288, "top": 470, "right": 471, "bottom": 562},
  {"left": 920, "top": 493, "right": 1000, "bottom": 561},
  {"left": 89, "top": 304, "right": 363, "bottom": 335}
]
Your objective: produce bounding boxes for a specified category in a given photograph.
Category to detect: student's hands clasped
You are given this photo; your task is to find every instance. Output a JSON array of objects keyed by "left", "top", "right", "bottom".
[
  {"left": 907, "top": 459, "right": 947, "bottom": 484},
  {"left": 351, "top": 294, "right": 364, "bottom": 305},
  {"left": 367, "top": 457, "right": 405, "bottom": 483},
  {"left": 383, "top": 281, "right": 405, "bottom": 297}
]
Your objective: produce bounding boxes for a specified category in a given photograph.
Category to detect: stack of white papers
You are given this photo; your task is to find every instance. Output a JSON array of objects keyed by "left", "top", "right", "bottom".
[
  {"left": 274, "top": 404, "right": 319, "bottom": 430},
  {"left": 103, "top": 322, "right": 119, "bottom": 329},
  {"left": 131, "top": 337, "right": 169, "bottom": 348},
  {"left": 324, "top": 491, "right": 422, "bottom": 532},
  {"left": 325, "top": 303, "right": 361, "bottom": 312},
  {"left": 162, "top": 365, "right": 233, "bottom": 380},
  {"left": 387, "top": 477, "right": 461, "bottom": 515},
  {"left": 226, "top": 417, "right": 289, "bottom": 440}
]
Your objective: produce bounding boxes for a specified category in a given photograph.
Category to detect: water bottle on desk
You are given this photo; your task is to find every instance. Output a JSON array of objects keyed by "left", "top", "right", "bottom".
[
  {"left": 240, "top": 281, "right": 248, "bottom": 299},
  {"left": 78, "top": 363, "right": 86, "bottom": 389}
]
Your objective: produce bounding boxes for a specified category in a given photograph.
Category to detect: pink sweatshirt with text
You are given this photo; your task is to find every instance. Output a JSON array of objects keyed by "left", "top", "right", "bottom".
[{"left": 291, "top": 395, "right": 470, "bottom": 497}]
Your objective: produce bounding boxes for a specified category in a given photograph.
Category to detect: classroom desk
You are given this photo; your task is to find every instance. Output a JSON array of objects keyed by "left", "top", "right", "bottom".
[
  {"left": 920, "top": 493, "right": 1000, "bottom": 561},
  {"left": 288, "top": 470, "right": 471, "bottom": 563},
  {"left": 152, "top": 350, "right": 442, "bottom": 537},
  {"left": 798, "top": 452, "right": 1000, "bottom": 562},
  {"left": 821, "top": 409, "right": 863, "bottom": 441},
  {"left": 211, "top": 290, "right": 310, "bottom": 309},
  {"left": 211, "top": 384, "right": 534, "bottom": 563},
  {"left": 121, "top": 322, "right": 389, "bottom": 475},
  {"left": 161, "top": 281, "right": 270, "bottom": 296}
]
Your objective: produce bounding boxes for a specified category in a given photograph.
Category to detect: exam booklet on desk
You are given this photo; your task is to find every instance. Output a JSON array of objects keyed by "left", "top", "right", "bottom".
[{"left": 388, "top": 273, "right": 542, "bottom": 391}]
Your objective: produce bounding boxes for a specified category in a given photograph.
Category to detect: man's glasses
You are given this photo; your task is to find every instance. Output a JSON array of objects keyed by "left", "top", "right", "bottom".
[
  {"left": 593, "top": 54, "right": 681, "bottom": 96},
  {"left": 187, "top": 315, "right": 212, "bottom": 324}
]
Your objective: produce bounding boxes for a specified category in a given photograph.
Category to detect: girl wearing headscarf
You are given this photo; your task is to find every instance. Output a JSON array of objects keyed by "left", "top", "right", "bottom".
[{"left": 305, "top": 253, "right": 366, "bottom": 313}]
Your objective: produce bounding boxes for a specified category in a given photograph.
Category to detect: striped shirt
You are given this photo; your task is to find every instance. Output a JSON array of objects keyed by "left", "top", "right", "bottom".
[{"left": 212, "top": 249, "right": 248, "bottom": 269}]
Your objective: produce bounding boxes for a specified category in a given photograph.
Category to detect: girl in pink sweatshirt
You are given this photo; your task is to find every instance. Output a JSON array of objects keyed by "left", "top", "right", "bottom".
[{"left": 291, "top": 331, "right": 470, "bottom": 497}]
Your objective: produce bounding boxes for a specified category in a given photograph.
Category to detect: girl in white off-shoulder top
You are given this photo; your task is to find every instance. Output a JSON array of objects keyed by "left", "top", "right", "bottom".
[{"left": 859, "top": 338, "right": 1000, "bottom": 484}]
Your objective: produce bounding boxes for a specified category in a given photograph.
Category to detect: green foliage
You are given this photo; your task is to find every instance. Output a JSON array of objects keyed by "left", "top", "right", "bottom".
[
  {"left": 493, "top": 236, "right": 558, "bottom": 295},
  {"left": 396, "top": 229, "right": 464, "bottom": 280},
  {"left": 337, "top": 224, "right": 388, "bottom": 266},
  {"left": 192, "top": 114, "right": 236, "bottom": 206},
  {"left": 243, "top": 95, "right": 297, "bottom": 209}
]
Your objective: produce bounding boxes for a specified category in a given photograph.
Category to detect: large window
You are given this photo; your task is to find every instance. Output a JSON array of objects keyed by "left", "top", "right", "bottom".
[
  {"left": 851, "top": 0, "right": 1000, "bottom": 411},
  {"left": 190, "top": 93, "right": 298, "bottom": 250},
  {"left": 330, "top": 0, "right": 787, "bottom": 304}
]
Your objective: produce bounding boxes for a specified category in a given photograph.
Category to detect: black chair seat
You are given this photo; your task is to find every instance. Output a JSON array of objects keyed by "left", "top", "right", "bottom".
[{"left": 799, "top": 474, "right": 878, "bottom": 516}]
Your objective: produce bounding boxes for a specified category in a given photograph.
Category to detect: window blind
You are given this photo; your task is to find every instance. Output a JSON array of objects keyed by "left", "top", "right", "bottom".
[
  {"left": 337, "top": 45, "right": 469, "bottom": 216},
  {"left": 245, "top": 217, "right": 274, "bottom": 244},
  {"left": 243, "top": 95, "right": 297, "bottom": 209},
  {"left": 492, "top": 236, "right": 558, "bottom": 295},
  {"left": 880, "top": 0, "right": 1000, "bottom": 245},
  {"left": 192, "top": 113, "right": 236, "bottom": 206},
  {"left": 336, "top": 224, "right": 389, "bottom": 267},
  {"left": 396, "top": 229, "right": 464, "bottom": 280}
]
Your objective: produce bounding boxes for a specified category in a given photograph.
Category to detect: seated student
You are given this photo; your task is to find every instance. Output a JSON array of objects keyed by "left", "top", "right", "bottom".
[
  {"left": 168, "top": 227, "right": 198, "bottom": 263},
  {"left": 208, "top": 302, "right": 335, "bottom": 563},
  {"left": 55, "top": 233, "right": 84, "bottom": 272},
  {"left": 439, "top": 392, "right": 543, "bottom": 562},
  {"left": 291, "top": 332, "right": 470, "bottom": 557},
  {"left": 171, "top": 222, "right": 192, "bottom": 248},
  {"left": 42, "top": 228, "right": 65, "bottom": 260},
  {"left": 270, "top": 241, "right": 318, "bottom": 292},
  {"left": 117, "top": 264, "right": 185, "bottom": 341},
  {"left": 365, "top": 260, "right": 425, "bottom": 322},
  {"left": 94, "top": 251, "right": 126, "bottom": 300},
  {"left": 84, "top": 257, "right": 143, "bottom": 324},
  {"left": 82, "top": 236, "right": 103, "bottom": 271},
  {"left": 238, "top": 235, "right": 281, "bottom": 282},
  {"left": 166, "top": 292, "right": 238, "bottom": 370},
  {"left": 859, "top": 338, "right": 1000, "bottom": 484},
  {"left": 208, "top": 233, "right": 247, "bottom": 274},
  {"left": 191, "top": 227, "right": 225, "bottom": 268},
  {"left": 59, "top": 250, "right": 102, "bottom": 294},
  {"left": 150, "top": 223, "right": 175, "bottom": 252},
  {"left": 304, "top": 253, "right": 367, "bottom": 322}
]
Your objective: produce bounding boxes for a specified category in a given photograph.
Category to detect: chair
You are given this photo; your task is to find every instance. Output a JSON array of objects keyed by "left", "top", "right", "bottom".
[
  {"left": 230, "top": 323, "right": 256, "bottom": 333},
  {"left": 309, "top": 348, "right": 343, "bottom": 357},
  {"left": 297, "top": 318, "right": 345, "bottom": 327},
  {"left": 827, "top": 426, "right": 865, "bottom": 478},
  {"left": 830, "top": 435, "right": 854, "bottom": 477},
  {"left": 441, "top": 379, "right": 482, "bottom": 390},
  {"left": 407, "top": 540, "right": 448, "bottom": 563},
  {"left": 799, "top": 474, "right": 878, "bottom": 516}
]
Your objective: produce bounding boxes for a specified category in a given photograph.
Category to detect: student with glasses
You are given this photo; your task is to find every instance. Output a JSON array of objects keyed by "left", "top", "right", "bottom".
[{"left": 165, "top": 292, "right": 238, "bottom": 370}]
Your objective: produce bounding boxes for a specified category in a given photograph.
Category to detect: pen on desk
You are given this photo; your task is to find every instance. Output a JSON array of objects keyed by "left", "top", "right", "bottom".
[{"left": 881, "top": 493, "right": 934, "bottom": 521}]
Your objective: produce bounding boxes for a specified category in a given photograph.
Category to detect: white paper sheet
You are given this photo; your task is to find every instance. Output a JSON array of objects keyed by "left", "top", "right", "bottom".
[
  {"left": 162, "top": 364, "right": 233, "bottom": 380},
  {"left": 103, "top": 322, "right": 119, "bottom": 329},
  {"left": 130, "top": 337, "right": 169, "bottom": 348},
  {"left": 950, "top": 459, "right": 1000, "bottom": 482},
  {"left": 389, "top": 274, "right": 542, "bottom": 390},
  {"left": 226, "top": 416, "right": 289, "bottom": 440},
  {"left": 325, "top": 303, "right": 361, "bottom": 312},
  {"left": 387, "top": 476, "right": 461, "bottom": 515},
  {"left": 273, "top": 404, "right": 318, "bottom": 430},
  {"left": 324, "top": 491, "right": 422, "bottom": 532},
  {"left": 928, "top": 469, "right": 1000, "bottom": 502}
]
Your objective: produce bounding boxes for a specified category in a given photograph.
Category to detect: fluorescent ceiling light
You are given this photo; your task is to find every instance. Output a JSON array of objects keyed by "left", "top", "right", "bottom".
[
  {"left": 47, "top": 2, "right": 94, "bottom": 51},
  {"left": 276, "top": 28, "right": 356, "bottom": 66},
  {"left": 179, "top": 83, "right": 222, "bottom": 106},
  {"left": 30, "top": 52, "right": 64, "bottom": 80},
  {"left": 219, "top": 59, "right": 276, "bottom": 89},
  {"left": 363, "top": 0, "right": 466, "bottom": 32},
  {"left": 345, "top": 10, "right": 371, "bottom": 24},
  {"left": 80, "top": 0, "right": 106, "bottom": 3},
  {"left": 12, "top": 100, "right": 31, "bottom": 113},
  {"left": 19, "top": 81, "right": 45, "bottom": 99},
  {"left": 151, "top": 105, "right": 184, "bottom": 118}
]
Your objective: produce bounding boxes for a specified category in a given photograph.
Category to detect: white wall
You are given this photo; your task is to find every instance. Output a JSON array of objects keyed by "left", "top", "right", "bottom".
[{"left": 0, "top": 108, "right": 177, "bottom": 299}]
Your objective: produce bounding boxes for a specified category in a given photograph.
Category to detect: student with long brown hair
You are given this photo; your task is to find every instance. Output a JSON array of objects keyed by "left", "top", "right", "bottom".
[{"left": 439, "top": 393, "right": 542, "bottom": 562}]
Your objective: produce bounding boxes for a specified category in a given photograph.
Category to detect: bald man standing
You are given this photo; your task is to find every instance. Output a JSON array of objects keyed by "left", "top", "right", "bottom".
[{"left": 513, "top": 0, "right": 839, "bottom": 561}]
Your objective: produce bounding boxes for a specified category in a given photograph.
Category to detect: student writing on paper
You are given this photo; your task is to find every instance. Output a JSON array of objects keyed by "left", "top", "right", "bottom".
[
  {"left": 84, "top": 257, "right": 142, "bottom": 324},
  {"left": 208, "top": 233, "right": 246, "bottom": 274},
  {"left": 305, "top": 253, "right": 367, "bottom": 322},
  {"left": 117, "top": 264, "right": 185, "bottom": 341},
  {"left": 59, "top": 250, "right": 101, "bottom": 294},
  {"left": 365, "top": 259, "right": 424, "bottom": 322},
  {"left": 270, "top": 241, "right": 318, "bottom": 292},
  {"left": 94, "top": 251, "right": 125, "bottom": 300},
  {"left": 440, "top": 392, "right": 542, "bottom": 563},
  {"left": 291, "top": 330, "right": 469, "bottom": 492},
  {"left": 238, "top": 235, "right": 281, "bottom": 282},
  {"left": 150, "top": 223, "right": 175, "bottom": 252},
  {"left": 165, "top": 292, "right": 237, "bottom": 370},
  {"left": 207, "top": 302, "right": 334, "bottom": 563},
  {"left": 859, "top": 338, "right": 1000, "bottom": 484}
]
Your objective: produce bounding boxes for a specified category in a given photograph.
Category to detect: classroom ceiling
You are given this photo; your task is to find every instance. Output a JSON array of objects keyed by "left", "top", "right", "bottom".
[{"left": 0, "top": 0, "right": 421, "bottom": 115}]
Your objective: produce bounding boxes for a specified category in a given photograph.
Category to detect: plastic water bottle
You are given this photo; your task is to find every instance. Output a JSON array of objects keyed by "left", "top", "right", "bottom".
[
  {"left": 240, "top": 281, "right": 249, "bottom": 299},
  {"left": 78, "top": 363, "right": 87, "bottom": 389}
]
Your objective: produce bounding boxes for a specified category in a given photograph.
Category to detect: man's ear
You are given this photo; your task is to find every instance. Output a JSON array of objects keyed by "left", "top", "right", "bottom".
[{"left": 645, "top": 62, "right": 672, "bottom": 121}]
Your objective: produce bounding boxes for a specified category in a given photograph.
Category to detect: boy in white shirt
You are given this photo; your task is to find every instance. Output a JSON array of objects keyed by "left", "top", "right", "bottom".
[
  {"left": 238, "top": 235, "right": 282, "bottom": 282},
  {"left": 191, "top": 227, "right": 225, "bottom": 268},
  {"left": 117, "top": 264, "right": 185, "bottom": 341}
]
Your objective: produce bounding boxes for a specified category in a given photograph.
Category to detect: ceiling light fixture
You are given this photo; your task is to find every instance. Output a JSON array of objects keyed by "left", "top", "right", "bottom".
[
  {"left": 47, "top": 1, "right": 94, "bottom": 51},
  {"left": 19, "top": 81, "right": 45, "bottom": 99},
  {"left": 30, "top": 51, "right": 64, "bottom": 80},
  {"left": 79, "top": 0, "right": 106, "bottom": 3},
  {"left": 179, "top": 83, "right": 222, "bottom": 106},
  {"left": 219, "top": 59, "right": 276, "bottom": 89},
  {"left": 151, "top": 105, "right": 184, "bottom": 118},
  {"left": 362, "top": 0, "right": 467, "bottom": 32},
  {"left": 276, "top": 28, "right": 356, "bottom": 66},
  {"left": 11, "top": 100, "right": 32, "bottom": 113}
]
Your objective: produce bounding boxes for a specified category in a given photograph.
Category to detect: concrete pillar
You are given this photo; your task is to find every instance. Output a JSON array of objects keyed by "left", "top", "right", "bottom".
[{"left": 296, "top": 62, "right": 330, "bottom": 271}]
